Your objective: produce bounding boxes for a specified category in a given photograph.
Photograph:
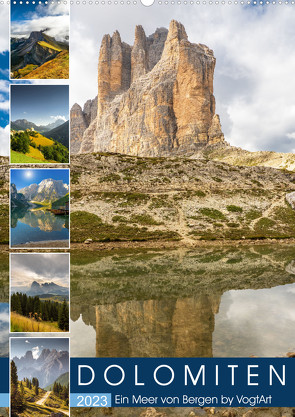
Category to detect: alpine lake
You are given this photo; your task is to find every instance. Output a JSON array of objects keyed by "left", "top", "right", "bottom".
[
  {"left": 2, "top": 245, "right": 294, "bottom": 358},
  {"left": 69, "top": 244, "right": 295, "bottom": 358},
  {"left": 10, "top": 206, "right": 69, "bottom": 247}
]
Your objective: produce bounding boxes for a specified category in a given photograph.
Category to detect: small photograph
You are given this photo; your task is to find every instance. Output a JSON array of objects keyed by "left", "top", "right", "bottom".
[
  {"left": 10, "top": 2, "right": 69, "bottom": 79},
  {"left": 10, "top": 85, "right": 69, "bottom": 164},
  {"left": 10, "top": 337, "right": 69, "bottom": 417},
  {"left": 10, "top": 253, "right": 70, "bottom": 333},
  {"left": 10, "top": 168, "right": 70, "bottom": 249}
]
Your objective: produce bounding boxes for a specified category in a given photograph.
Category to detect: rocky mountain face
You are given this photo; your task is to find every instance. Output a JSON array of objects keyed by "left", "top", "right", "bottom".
[
  {"left": 11, "top": 30, "right": 68, "bottom": 74},
  {"left": 28, "top": 281, "right": 68, "bottom": 296},
  {"left": 72, "top": 20, "right": 224, "bottom": 156},
  {"left": 13, "top": 348, "right": 69, "bottom": 388},
  {"left": 70, "top": 98, "right": 97, "bottom": 154},
  {"left": 10, "top": 183, "right": 29, "bottom": 209},
  {"left": 19, "top": 179, "right": 68, "bottom": 203}
]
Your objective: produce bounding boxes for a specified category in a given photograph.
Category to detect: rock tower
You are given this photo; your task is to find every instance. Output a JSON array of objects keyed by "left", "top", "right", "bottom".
[{"left": 74, "top": 20, "right": 224, "bottom": 156}]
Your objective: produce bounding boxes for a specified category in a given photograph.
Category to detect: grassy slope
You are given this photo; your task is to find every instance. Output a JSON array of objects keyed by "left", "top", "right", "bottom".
[
  {"left": 52, "top": 193, "right": 69, "bottom": 208},
  {"left": 11, "top": 133, "right": 59, "bottom": 163},
  {"left": 22, "top": 51, "right": 69, "bottom": 79},
  {"left": 70, "top": 153, "right": 295, "bottom": 243},
  {"left": 11, "top": 312, "right": 61, "bottom": 333},
  {"left": 10, "top": 151, "right": 51, "bottom": 164},
  {"left": 16, "top": 382, "right": 67, "bottom": 416},
  {"left": 33, "top": 133, "right": 54, "bottom": 147},
  {"left": 37, "top": 41, "right": 62, "bottom": 52}
]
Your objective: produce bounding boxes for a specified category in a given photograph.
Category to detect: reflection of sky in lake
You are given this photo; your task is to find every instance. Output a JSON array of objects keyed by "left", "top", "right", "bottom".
[
  {"left": 213, "top": 283, "right": 295, "bottom": 357},
  {"left": 70, "top": 315, "right": 96, "bottom": 357},
  {"left": 0, "top": 304, "right": 9, "bottom": 358}
]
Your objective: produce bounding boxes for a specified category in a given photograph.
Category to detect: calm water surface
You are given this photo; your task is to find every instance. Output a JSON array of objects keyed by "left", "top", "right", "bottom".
[
  {"left": 11, "top": 207, "right": 69, "bottom": 246},
  {"left": 70, "top": 246, "right": 295, "bottom": 358}
]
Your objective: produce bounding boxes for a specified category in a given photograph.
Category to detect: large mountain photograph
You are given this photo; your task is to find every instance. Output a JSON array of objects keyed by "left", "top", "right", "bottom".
[{"left": 68, "top": 5, "right": 295, "bottom": 417}]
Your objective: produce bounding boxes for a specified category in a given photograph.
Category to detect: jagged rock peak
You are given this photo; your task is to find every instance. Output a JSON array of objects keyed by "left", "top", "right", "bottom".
[
  {"left": 134, "top": 25, "right": 147, "bottom": 46},
  {"left": 166, "top": 20, "right": 188, "bottom": 42},
  {"left": 75, "top": 21, "right": 224, "bottom": 157}
]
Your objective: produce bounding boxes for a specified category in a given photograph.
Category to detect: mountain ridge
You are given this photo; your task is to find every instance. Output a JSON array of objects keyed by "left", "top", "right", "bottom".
[
  {"left": 12, "top": 348, "right": 69, "bottom": 388},
  {"left": 19, "top": 178, "right": 69, "bottom": 203},
  {"left": 11, "top": 118, "right": 65, "bottom": 133},
  {"left": 11, "top": 30, "right": 69, "bottom": 79}
]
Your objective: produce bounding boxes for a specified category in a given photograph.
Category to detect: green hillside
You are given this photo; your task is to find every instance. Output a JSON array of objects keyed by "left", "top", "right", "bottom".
[
  {"left": 11, "top": 130, "right": 69, "bottom": 164},
  {"left": 52, "top": 193, "right": 69, "bottom": 209},
  {"left": 22, "top": 50, "right": 69, "bottom": 80},
  {"left": 45, "top": 372, "right": 69, "bottom": 391}
]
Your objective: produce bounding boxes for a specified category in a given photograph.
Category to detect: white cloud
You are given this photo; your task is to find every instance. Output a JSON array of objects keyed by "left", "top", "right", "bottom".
[
  {"left": 32, "top": 346, "right": 40, "bottom": 359},
  {"left": 70, "top": 4, "right": 295, "bottom": 153},
  {"left": 50, "top": 115, "right": 67, "bottom": 122},
  {"left": 286, "top": 132, "right": 295, "bottom": 140},
  {"left": 11, "top": 14, "right": 69, "bottom": 42},
  {"left": 0, "top": 312, "right": 8, "bottom": 323},
  {"left": 0, "top": 7, "right": 8, "bottom": 53},
  {"left": 0, "top": 101, "right": 9, "bottom": 111},
  {"left": 0, "top": 125, "right": 9, "bottom": 156},
  {"left": 35, "top": 3, "right": 69, "bottom": 17},
  {"left": 0, "top": 80, "right": 9, "bottom": 94}
]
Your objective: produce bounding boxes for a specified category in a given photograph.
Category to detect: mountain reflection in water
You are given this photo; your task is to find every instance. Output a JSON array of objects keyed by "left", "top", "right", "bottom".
[
  {"left": 11, "top": 207, "right": 69, "bottom": 246},
  {"left": 70, "top": 246, "right": 295, "bottom": 358}
]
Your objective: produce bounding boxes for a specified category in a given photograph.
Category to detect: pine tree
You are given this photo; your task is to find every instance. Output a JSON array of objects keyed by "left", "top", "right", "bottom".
[
  {"left": 10, "top": 360, "right": 24, "bottom": 415},
  {"left": 58, "top": 299, "right": 69, "bottom": 331}
]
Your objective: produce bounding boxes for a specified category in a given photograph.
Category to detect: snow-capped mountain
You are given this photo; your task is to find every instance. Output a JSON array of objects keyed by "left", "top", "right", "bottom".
[{"left": 19, "top": 179, "right": 68, "bottom": 203}]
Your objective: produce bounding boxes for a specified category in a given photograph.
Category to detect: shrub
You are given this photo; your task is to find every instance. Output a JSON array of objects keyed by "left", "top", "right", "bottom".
[{"left": 227, "top": 205, "right": 243, "bottom": 213}]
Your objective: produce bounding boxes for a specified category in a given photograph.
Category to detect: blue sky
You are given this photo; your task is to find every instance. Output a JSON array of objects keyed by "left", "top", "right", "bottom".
[
  {"left": 11, "top": 85, "right": 69, "bottom": 126},
  {"left": 11, "top": 3, "right": 69, "bottom": 41},
  {"left": 11, "top": 168, "right": 69, "bottom": 191},
  {"left": 11, "top": 337, "right": 69, "bottom": 359},
  {"left": 11, "top": 2, "right": 53, "bottom": 22},
  {"left": 0, "top": 51, "right": 9, "bottom": 129}
]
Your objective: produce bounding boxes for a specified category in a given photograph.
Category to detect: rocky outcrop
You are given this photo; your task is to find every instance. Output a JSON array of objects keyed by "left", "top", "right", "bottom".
[
  {"left": 70, "top": 100, "right": 97, "bottom": 154},
  {"left": 10, "top": 183, "right": 29, "bottom": 209},
  {"left": 70, "top": 104, "right": 88, "bottom": 154},
  {"left": 286, "top": 192, "right": 295, "bottom": 209},
  {"left": 73, "top": 20, "right": 224, "bottom": 157}
]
